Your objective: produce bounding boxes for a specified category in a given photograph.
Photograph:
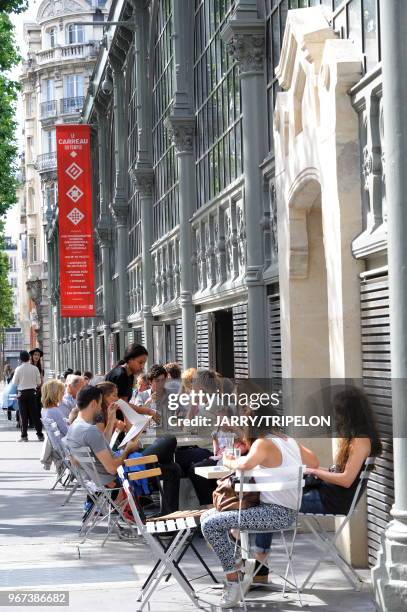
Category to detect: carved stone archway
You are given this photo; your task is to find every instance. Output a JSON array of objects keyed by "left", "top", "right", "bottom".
[{"left": 273, "top": 6, "right": 366, "bottom": 566}]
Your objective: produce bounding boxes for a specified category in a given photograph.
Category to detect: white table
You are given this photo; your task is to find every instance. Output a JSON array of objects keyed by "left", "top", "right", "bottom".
[{"left": 194, "top": 465, "right": 232, "bottom": 479}]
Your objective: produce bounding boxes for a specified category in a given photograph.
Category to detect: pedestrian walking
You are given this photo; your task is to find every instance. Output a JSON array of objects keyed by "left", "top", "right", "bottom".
[{"left": 12, "top": 351, "right": 44, "bottom": 442}]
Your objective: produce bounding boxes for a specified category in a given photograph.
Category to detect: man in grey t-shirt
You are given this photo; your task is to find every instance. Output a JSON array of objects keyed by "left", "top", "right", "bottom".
[{"left": 64, "top": 386, "right": 140, "bottom": 486}]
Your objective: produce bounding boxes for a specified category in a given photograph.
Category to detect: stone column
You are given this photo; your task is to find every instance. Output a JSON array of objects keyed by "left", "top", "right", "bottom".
[
  {"left": 110, "top": 57, "right": 129, "bottom": 356},
  {"left": 222, "top": 1, "right": 267, "bottom": 377},
  {"left": 131, "top": 169, "right": 154, "bottom": 359},
  {"left": 372, "top": 1, "right": 407, "bottom": 609},
  {"left": 131, "top": 1, "right": 154, "bottom": 359},
  {"left": 165, "top": 117, "right": 196, "bottom": 369},
  {"left": 95, "top": 105, "right": 114, "bottom": 370}
]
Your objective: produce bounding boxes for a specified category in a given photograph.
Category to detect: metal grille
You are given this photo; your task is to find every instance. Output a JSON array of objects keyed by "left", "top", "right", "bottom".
[
  {"left": 176, "top": 318, "right": 183, "bottom": 365},
  {"left": 360, "top": 271, "right": 394, "bottom": 566},
  {"left": 267, "top": 287, "right": 282, "bottom": 386},
  {"left": 196, "top": 312, "right": 210, "bottom": 368},
  {"left": 232, "top": 304, "right": 248, "bottom": 379}
]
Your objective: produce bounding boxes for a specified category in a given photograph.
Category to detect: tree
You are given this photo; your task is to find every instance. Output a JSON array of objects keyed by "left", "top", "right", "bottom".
[
  {"left": 0, "top": 225, "right": 14, "bottom": 331},
  {"left": 0, "top": 0, "right": 27, "bottom": 216}
]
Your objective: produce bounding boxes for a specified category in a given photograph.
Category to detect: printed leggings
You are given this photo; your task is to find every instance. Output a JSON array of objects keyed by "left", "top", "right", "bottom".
[{"left": 201, "top": 503, "right": 296, "bottom": 573}]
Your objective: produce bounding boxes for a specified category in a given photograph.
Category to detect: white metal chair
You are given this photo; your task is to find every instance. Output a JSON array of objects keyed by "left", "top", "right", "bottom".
[
  {"left": 233, "top": 465, "right": 305, "bottom": 609},
  {"left": 117, "top": 458, "right": 205, "bottom": 610},
  {"left": 300, "top": 456, "right": 376, "bottom": 590},
  {"left": 65, "top": 444, "right": 137, "bottom": 546},
  {"left": 41, "top": 417, "right": 79, "bottom": 504}
]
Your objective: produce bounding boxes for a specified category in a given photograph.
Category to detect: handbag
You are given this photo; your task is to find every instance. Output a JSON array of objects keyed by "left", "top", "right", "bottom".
[{"left": 213, "top": 474, "right": 260, "bottom": 512}]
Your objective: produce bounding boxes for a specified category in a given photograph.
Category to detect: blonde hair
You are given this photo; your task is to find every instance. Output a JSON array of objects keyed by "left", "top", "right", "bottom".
[
  {"left": 181, "top": 367, "right": 197, "bottom": 392},
  {"left": 41, "top": 379, "right": 65, "bottom": 408}
]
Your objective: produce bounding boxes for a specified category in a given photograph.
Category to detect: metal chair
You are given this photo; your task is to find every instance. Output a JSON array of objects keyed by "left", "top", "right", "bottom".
[
  {"left": 117, "top": 458, "right": 205, "bottom": 610},
  {"left": 65, "top": 444, "right": 137, "bottom": 546},
  {"left": 41, "top": 417, "right": 79, "bottom": 503},
  {"left": 300, "top": 456, "right": 376, "bottom": 590},
  {"left": 233, "top": 465, "right": 305, "bottom": 610}
]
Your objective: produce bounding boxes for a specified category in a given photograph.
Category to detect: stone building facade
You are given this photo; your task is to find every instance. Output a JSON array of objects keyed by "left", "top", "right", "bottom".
[
  {"left": 17, "top": 0, "right": 111, "bottom": 372},
  {"left": 44, "top": 0, "right": 399, "bottom": 587}
]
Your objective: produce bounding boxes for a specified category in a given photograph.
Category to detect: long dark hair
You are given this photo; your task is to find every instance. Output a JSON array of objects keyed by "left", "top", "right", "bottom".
[
  {"left": 30, "top": 352, "right": 44, "bottom": 377},
  {"left": 333, "top": 386, "right": 383, "bottom": 470},
  {"left": 96, "top": 381, "right": 118, "bottom": 425}
]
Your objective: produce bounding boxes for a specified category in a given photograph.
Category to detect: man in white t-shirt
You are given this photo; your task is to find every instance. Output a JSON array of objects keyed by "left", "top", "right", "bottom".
[{"left": 12, "top": 351, "right": 43, "bottom": 442}]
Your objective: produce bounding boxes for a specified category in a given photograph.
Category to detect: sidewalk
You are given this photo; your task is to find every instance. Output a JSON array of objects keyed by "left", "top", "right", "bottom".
[{"left": 0, "top": 414, "right": 377, "bottom": 611}]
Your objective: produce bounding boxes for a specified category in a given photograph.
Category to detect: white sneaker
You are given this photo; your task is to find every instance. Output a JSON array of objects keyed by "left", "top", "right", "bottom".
[{"left": 219, "top": 573, "right": 252, "bottom": 608}]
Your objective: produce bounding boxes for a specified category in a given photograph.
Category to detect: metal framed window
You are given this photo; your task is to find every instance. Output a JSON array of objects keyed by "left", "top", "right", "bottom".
[
  {"left": 194, "top": 0, "right": 242, "bottom": 210},
  {"left": 264, "top": 0, "right": 380, "bottom": 152},
  {"left": 152, "top": 0, "right": 179, "bottom": 242},
  {"left": 127, "top": 48, "right": 142, "bottom": 262}
]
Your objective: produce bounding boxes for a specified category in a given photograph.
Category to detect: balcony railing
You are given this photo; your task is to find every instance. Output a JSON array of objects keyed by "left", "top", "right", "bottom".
[
  {"left": 60, "top": 96, "right": 85, "bottom": 114},
  {"left": 36, "top": 42, "right": 99, "bottom": 65},
  {"left": 35, "top": 152, "right": 57, "bottom": 173},
  {"left": 40, "top": 100, "right": 57, "bottom": 118}
]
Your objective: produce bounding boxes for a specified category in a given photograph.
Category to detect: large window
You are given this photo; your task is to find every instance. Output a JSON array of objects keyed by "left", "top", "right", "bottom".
[
  {"left": 194, "top": 0, "right": 242, "bottom": 209},
  {"left": 127, "top": 49, "right": 142, "bottom": 262},
  {"left": 264, "top": 0, "right": 380, "bottom": 152},
  {"left": 67, "top": 24, "right": 85, "bottom": 44},
  {"left": 64, "top": 74, "right": 84, "bottom": 98},
  {"left": 152, "top": 0, "right": 179, "bottom": 242},
  {"left": 47, "top": 27, "right": 56, "bottom": 48}
]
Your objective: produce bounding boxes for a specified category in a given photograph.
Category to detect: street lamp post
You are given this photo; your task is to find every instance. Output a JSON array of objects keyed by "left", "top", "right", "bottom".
[{"left": 372, "top": 2, "right": 407, "bottom": 610}]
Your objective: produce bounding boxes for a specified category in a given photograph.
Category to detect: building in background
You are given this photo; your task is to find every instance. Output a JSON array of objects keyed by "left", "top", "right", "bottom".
[
  {"left": 16, "top": 0, "right": 111, "bottom": 374},
  {"left": 2, "top": 237, "right": 23, "bottom": 373}
]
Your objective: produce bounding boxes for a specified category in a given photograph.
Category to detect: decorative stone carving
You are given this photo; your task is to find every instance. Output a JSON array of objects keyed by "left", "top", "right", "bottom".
[
  {"left": 165, "top": 116, "right": 195, "bottom": 154},
  {"left": 236, "top": 205, "right": 246, "bottom": 273},
  {"left": 225, "top": 33, "right": 265, "bottom": 74},
  {"left": 362, "top": 145, "right": 373, "bottom": 191},
  {"left": 270, "top": 182, "right": 278, "bottom": 260},
  {"left": 131, "top": 167, "right": 154, "bottom": 197},
  {"left": 224, "top": 210, "right": 233, "bottom": 279},
  {"left": 26, "top": 279, "right": 42, "bottom": 306}
]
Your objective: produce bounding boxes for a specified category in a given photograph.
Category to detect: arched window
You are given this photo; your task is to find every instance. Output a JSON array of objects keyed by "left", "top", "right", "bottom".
[
  {"left": 47, "top": 27, "right": 56, "bottom": 48},
  {"left": 194, "top": 0, "right": 242, "bottom": 209},
  {"left": 67, "top": 23, "right": 85, "bottom": 44},
  {"left": 152, "top": 0, "right": 179, "bottom": 242}
]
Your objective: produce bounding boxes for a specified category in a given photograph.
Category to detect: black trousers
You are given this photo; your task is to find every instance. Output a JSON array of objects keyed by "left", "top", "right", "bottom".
[
  {"left": 188, "top": 457, "right": 218, "bottom": 506},
  {"left": 141, "top": 436, "right": 182, "bottom": 515},
  {"left": 18, "top": 389, "right": 42, "bottom": 438}
]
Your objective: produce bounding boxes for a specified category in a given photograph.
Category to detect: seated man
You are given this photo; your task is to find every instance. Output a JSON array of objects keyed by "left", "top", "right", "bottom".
[
  {"left": 65, "top": 385, "right": 181, "bottom": 514},
  {"left": 59, "top": 374, "right": 85, "bottom": 419}
]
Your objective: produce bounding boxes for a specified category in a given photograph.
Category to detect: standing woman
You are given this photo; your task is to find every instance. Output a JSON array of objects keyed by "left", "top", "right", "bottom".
[{"left": 29, "top": 348, "right": 44, "bottom": 429}]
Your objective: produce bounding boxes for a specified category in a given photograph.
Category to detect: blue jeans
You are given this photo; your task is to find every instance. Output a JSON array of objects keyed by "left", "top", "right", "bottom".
[{"left": 254, "top": 489, "right": 327, "bottom": 552}]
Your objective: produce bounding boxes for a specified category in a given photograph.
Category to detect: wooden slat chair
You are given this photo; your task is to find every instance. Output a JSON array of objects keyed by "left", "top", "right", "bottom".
[
  {"left": 65, "top": 444, "right": 137, "bottom": 546},
  {"left": 300, "top": 456, "right": 376, "bottom": 591},
  {"left": 41, "top": 417, "right": 79, "bottom": 503},
  {"left": 233, "top": 465, "right": 305, "bottom": 610},
  {"left": 117, "top": 457, "right": 205, "bottom": 610}
]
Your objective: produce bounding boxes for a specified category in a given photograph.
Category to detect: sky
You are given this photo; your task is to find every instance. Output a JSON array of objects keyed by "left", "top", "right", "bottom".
[{"left": 5, "top": 0, "right": 39, "bottom": 241}]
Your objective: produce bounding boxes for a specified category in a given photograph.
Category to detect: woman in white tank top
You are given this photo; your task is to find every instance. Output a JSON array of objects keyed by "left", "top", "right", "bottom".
[{"left": 201, "top": 430, "right": 319, "bottom": 608}]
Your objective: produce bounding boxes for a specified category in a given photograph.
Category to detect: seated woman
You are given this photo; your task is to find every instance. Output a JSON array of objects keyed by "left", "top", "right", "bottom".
[
  {"left": 95, "top": 381, "right": 126, "bottom": 442},
  {"left": 41, "top": 380, "right": 68, "bottom": 436},
  {"left": 201, "top": 411, "right": 319, "bottom": 608},
  {"left": 188, "top": 408, "right": 250, "bottom": 507},
  {"left": 254, "top": 386, "right": 383, "bottom": 584}
]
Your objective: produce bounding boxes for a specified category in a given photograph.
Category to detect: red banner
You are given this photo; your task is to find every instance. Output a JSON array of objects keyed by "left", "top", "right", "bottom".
[{"left": 57, "top": 125, "right": 96, "bottom": 318}]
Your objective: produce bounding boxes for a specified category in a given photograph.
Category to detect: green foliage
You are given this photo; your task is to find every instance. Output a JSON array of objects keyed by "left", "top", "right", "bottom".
[
  {"left": 0, "top": 3, "right": 25, "bottom": 217},
  {"left": 0, "top": 223, "right": 15, "bottom": 330},
  {"left": 0, "top": 1, "right": 28, "bottom": 15}
]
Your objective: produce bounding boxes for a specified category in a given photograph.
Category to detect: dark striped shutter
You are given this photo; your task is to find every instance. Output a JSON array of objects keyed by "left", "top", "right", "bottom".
[
  {"left": 176, "top": 318, "right": 183, "bottom": 365},
  {"left": 360, "top": 271, "right": 394, "bottom": 566},
  {"left": 196, "top": 312, "right": 210, "bottom": 368},
  {"left": 267, "top": 288, "right": 282, "bottom": 382},
  {"left": 232, "top": 304, "right": 248, "bottom": 378},
  {"left": 86, "top": 338, "right": 92, "bottom": 371}
]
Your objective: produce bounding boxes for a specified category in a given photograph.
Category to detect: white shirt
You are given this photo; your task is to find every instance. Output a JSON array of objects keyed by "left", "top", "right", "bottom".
[
  {"left": 12, "top": 363, "right": 41, "bottom": 391},
  {"left": 256, "top": 436, "right": 302, "bottom": 510}
]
